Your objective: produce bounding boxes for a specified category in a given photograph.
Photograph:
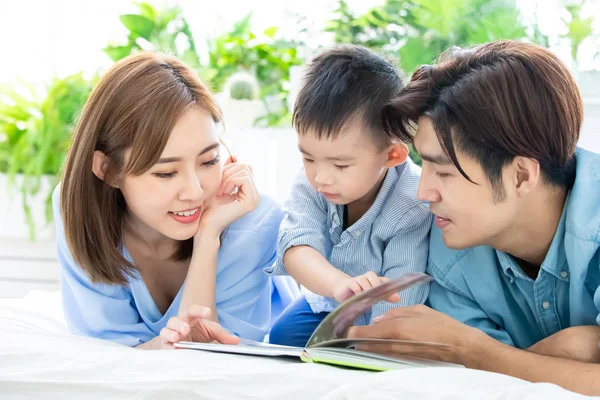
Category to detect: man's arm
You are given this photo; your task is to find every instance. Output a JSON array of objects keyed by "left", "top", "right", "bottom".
[
  {"left": 348, "top": 306, "right": 600, "bottom": 396},
  {"left": 527, "top": 325, "right": 600, "bottom": 363},
  {"left": 473, "top": 331, "right": 600, "bottom": 396}
]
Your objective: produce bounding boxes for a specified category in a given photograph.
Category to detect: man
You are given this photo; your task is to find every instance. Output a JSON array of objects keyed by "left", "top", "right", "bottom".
[{"left": 349, "top": 40, "right": 600, "bottom": 396}]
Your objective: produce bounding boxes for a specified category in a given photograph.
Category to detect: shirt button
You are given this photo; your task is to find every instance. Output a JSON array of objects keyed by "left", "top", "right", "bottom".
[
  {"left": 333, "top": 214, "right": 340, "bottom": 224},
  {"left": 560, "top": 271, "right": 568, "bottom": 279},
  {"left": 354, "top": 231, "right": 361, "bottom": 237},
  {"left": 542, "top": 301, "right": 550, "bottom": 310}
]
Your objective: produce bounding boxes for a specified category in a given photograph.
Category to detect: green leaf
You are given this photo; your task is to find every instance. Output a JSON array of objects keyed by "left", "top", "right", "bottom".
[
  {"left": 157, "top": 7, "right": 180, "bottom": 30},
  {"left": 120, "top": 14, "right": 155, "bottom": 40},
  {"left": 263, "top": 26, "right": 278, "bottom": 38},
  {"left": 103, "top": 45, "right": 133, "bottom": 61},
  {"left": 181, "top": 49, "right": 201, "bottom": 68},
  {"left": 135, "top": 2, "right": 157, "bottom": 22}
]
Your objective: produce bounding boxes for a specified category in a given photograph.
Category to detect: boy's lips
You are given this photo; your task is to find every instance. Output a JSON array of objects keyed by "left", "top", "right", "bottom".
[{"left": 321, "top": 192, "right": 340, "bottom": 199}]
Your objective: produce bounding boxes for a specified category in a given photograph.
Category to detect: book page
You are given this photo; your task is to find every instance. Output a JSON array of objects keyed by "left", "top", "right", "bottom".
[
  {"left": 305, "top": 272, "right": 432, "bottom": 347},
  {"left": 174, "top": 339, "right": 304, "bottom": 357}
]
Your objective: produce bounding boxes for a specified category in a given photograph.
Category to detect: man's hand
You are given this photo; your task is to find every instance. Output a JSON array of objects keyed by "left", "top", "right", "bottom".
[{"left": 348, "top": 304, "right": 495, "bottom": 366}]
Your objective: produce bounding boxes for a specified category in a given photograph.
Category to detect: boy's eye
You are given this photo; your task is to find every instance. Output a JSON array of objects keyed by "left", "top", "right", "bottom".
[
  {"left": 436, "top": 172, "right": 451, "bottom": 178},
  {"left": 154, "top": 172, "right": 176, "bottom": 179},
  {"left": 335, "top": 165, "right": 349, "bottom": 170},
  {"left": 303, "top": 158, "right": 314, "bottom": 163},
  {"left": 202, "top": 156, "right": 220, "bottom": 166}
]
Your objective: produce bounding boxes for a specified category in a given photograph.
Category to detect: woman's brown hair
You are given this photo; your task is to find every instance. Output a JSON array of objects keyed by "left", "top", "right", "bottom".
[
  {"left": 383, "top": 40, "right": 583, "bottom": 201},
  {"left": 60, "top": 52, "right": 222, "bottom": 285}
]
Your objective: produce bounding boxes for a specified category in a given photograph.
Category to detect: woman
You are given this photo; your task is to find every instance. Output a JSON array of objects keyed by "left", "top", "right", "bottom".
[{"left": 54, "top": 52, "right": 297, "bottom": 349}]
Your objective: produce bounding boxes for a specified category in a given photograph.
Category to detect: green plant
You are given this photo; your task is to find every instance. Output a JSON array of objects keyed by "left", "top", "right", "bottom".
[
  {"left": 208, "top": 13, "right": 302, "bottom": 126},
  {"left": 103, "top": 1, "right": 217, "bottom": 83},
  {"left": 0, "top": 73, "right": 94, "bottom": 238},
  {"left": 327, "top": 0, "right": 537, "bottom": 75},
  {"left": 561, "top": 0, "right": 595, "bottom": 64},
  {"left": 229, "top": 80, "right": 256, "bottom": 101}
]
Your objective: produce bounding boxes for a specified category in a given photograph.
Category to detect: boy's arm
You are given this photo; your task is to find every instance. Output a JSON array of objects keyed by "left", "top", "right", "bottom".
[
  {"left": 264, "top": 169, "right": 343, "bottom": 296},
  {"left": 283, "top": 246, "right": 349, "bottom": 298}
]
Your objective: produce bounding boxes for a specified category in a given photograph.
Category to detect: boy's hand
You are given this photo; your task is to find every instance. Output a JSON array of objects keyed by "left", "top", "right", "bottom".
[{"left": 333, "top": 271, "right": 401, "bottom": 303}]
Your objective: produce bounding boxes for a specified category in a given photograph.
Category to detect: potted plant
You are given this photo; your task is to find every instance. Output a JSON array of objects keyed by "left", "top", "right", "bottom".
[
  {"left": 216, "top": 71, "right": 266, "bottom": 133},
  {"left": 0, "top": 73, "right": 93, "bottom": 240}
]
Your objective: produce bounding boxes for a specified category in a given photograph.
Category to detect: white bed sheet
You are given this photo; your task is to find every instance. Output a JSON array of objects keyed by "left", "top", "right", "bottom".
[{"left": 0, "top": 291, "right": 593, "bottom": 400}]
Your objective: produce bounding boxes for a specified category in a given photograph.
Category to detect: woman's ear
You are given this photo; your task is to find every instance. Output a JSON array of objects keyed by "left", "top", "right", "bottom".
[
  {"left": 92, "top": 151, "right": 119, "bottom": 188},
  {"left": 385, "top": 143, "right": 409, "bottom": 167},
  {"left": 92, "top": 151, "right": 109, "bottom": 181}
]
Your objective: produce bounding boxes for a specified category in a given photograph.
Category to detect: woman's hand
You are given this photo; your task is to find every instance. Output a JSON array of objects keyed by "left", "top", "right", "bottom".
[
  {"left": 160, "top": 305, "right": 240, "bottom": 346},
  {"left": 196, "top": 162, "right": 259, "bottom": 239}
]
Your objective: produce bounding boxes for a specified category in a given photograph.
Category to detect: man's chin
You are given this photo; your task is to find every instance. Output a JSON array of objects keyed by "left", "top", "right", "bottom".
[{"left": 440, "top": 232, "right": 471, "bottom": 250}]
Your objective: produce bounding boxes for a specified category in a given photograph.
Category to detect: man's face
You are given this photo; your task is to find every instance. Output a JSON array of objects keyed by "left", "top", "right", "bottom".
[{"left": 414, "top": 117, "right": 518, "bottom": 249}]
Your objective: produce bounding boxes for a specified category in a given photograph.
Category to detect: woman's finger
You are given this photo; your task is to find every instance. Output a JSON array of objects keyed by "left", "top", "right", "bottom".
[
  {"left": 160, "top": 327, "right": 181, "bottom": 343},
  {"left": 166, "top": 317, "right": 190, "bottom": 335},
  {"left": 218, "top": 170, "right": 251, "bottom": 195},
  {"left": 204, "top": 320, "right": 241, "bottom": 345}
]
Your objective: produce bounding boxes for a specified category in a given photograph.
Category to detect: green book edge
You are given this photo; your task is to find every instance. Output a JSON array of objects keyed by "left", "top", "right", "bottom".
[{"left": 300, "top": 351, "right": 392, "bottom": 372}]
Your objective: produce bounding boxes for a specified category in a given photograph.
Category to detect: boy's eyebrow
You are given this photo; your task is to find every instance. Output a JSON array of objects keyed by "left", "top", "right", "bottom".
[
  {"left": 157, "top": 142, "right": 220, "bottom": 164},
  {"left": 298, "top": 146, "right": 355, "bottom": 162}
]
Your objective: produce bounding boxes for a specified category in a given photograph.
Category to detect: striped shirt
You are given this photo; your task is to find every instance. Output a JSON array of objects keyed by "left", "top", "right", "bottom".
[{"left": 265, "top": 159, "right": 432, "bottom": 325}]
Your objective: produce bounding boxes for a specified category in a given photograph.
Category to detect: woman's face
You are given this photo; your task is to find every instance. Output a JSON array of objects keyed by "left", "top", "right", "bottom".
[{"left": 119, "top": 106, "right": 225, "bottom": 241}]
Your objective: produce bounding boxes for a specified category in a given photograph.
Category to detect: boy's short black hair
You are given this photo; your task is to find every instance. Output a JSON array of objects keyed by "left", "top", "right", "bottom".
[{"left": 293, "top": 44, "right": 404, "bottom": 147}]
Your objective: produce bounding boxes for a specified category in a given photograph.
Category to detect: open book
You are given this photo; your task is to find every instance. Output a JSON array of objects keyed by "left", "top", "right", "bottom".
[{"left": 174, "top": 272, "right": 463, "bottom": 371}]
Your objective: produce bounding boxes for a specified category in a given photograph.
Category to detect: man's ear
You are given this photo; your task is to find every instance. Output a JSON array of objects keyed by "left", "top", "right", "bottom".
[
  {"left": 385, "top": 143, "right": 409, "bottom": 168},
  {"left": 92, "top": 151, "right": 119, "bottom": 188},
  {"left": 511, "top": 156, "right": 541, "bottom": 197}
]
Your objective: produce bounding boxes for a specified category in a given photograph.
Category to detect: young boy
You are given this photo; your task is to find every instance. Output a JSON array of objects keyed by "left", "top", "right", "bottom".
[{"left": 265, "top": 45, "right": 432, "bottom": 347}]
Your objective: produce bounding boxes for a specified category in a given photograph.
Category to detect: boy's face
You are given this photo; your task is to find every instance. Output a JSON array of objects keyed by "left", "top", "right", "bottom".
[{"left": 297, "top": 123, "right": 391, "bottom": 206}]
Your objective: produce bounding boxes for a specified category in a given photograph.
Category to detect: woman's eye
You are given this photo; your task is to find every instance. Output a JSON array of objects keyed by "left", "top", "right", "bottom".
[
  {"left": 202, "top": 156, "right": 220, "bottom": 166},
  {"left": 154, "top": 172, "right": 176, "bottom": 179}
]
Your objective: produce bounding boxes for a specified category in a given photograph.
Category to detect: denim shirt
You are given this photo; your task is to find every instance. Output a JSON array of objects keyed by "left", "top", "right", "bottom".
[
  {"left": 427, "top": 148, "right": 600, "bottom": 349},
  {"left": 266, "top": 160, "right": 432, "bottom": 324}
]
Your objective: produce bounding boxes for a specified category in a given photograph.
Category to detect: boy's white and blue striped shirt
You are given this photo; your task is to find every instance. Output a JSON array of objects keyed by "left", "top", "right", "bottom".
[{"left": 265, "top": 159, "right": 433, "bottom": 325}]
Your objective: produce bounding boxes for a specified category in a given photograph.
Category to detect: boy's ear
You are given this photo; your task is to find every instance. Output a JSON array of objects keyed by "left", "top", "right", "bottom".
[
  {"left": 385, "top": 143, "right": 409, "bottom": 167},
  {"left": 92, "top": 151, "right": 119, "bottom": 188}
]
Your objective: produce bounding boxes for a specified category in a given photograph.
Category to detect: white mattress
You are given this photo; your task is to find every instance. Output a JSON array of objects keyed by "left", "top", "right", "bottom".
[{"left": 0, "top": 291, "right": 591, "bottom": 399}]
